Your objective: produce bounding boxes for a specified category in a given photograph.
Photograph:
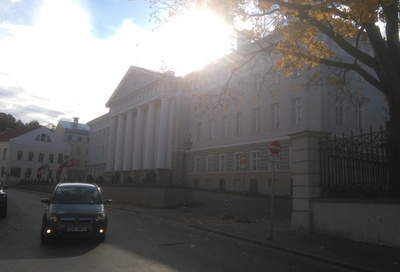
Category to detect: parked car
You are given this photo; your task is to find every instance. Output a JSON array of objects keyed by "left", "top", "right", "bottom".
[
  {"left": 0, "top": 182, "right": 8, "bottom": 218},
  {"left": 40, "top": 182, "right": 111, "bottom": 242}
]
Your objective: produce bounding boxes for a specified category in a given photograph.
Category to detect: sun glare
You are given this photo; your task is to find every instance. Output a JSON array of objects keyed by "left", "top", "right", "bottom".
[{"left": 155, "top": 10, "right": 234, "bottom": 74}]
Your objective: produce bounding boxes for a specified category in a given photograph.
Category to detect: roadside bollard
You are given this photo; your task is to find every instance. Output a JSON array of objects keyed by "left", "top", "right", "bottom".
[
  {"left": 180, "top": 193, "right": 190, "bottom": 213},
  {"left": 220, "top": 196, "right": 234, "bottom": 220}
]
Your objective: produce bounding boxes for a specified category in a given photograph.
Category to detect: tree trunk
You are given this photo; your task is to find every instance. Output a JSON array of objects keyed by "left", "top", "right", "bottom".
[{"left": 386, "top": 95, "right": 400, "bottom": 195}]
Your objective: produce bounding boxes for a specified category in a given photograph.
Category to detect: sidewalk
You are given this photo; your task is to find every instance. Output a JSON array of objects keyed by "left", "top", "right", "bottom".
[{"left": 111, "top": 190, "right": 400, "bottom": 272}]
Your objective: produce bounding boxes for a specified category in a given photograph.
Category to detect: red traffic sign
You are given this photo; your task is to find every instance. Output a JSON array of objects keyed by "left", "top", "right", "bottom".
[
  {"left": 269, "top": 140, "right": 281, "bottom": 155},
  {"left": 240, "top": 154, "right": 247, "bottom": 164}
]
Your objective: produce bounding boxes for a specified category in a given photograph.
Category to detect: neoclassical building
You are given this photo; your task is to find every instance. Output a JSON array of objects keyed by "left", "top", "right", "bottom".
[
  {"left": 87, "top": 67, "right": 189, "bottom": 184},
  {"left": 87, "top": 35, "right": 388, "bottom": 196}
]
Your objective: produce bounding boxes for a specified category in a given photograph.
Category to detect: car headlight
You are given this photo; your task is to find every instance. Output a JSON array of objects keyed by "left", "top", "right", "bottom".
[
  {"left": 46, "top": 213, "right": 58, "bottom": 222},
  {"left": 95, "top": 213, "right": 106, "bottom": 221}
]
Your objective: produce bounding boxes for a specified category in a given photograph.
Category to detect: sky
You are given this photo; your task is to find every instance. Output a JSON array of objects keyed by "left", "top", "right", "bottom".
[{"left": 0, "top": 0, "right": 234, "bottom": 126}]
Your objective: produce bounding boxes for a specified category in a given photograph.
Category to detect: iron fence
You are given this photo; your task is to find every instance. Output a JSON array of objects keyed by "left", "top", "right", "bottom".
[{"left": 319, "top": 128, "right": 389, "bottom": 197}]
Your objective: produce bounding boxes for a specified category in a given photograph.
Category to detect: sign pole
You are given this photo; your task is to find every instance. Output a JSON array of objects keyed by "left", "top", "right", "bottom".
[
  {"left": 269, "top": 160, "right": 275, "bottom": 240},
  {"left": 240, "top": 154, "right": 247, "bottom": 215},
  {"left": 268, "top": 140, "right": 281, "bottom": 240}
]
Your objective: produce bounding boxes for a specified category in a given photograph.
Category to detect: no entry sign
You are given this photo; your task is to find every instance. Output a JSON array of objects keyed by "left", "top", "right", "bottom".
[{"left": 269, "top": 140, "right": 281, "bottom": 155}]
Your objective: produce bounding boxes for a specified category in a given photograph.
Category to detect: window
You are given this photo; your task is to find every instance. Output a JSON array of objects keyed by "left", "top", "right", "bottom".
[
  {"left": 236, "top": 112, "right": 243, "bottom": 136},
  {"left": 78, "top": 136, "right": 82, "bottom": 142},
  {"left": 67, "top": 135, "right": 72, "bottom": 141},
  {"left": 36, "top": 133, "right": 51, "bottom": 142},
  {"left": 221, "top": 116, "right": 228, "bottom": 138},
  {"left": 196, "top": 122, "right": 202, "bottom": 142},
  {"left": 250, "top": 151, "right": 260, "bottom": 171},
  {"left": 39, "top": 153, "right": 44, "bottom": 162},
  {"left": 292, "top": 97, "right": 303, "bottom": 125},
  {"left": 219, "top": 154, "right": 227, "bottom": 172},
  {"left": 10, "top": 167, "right": 21, "bottom": 177},
  {"left": 271, "top": 103, "right": 280, "bottom": 129},
  {"left": 77, "top": 147, "right": 82, "bottom": 155},
  {"left": 28, "top": 151, "right": 34, "bottom": 161},
  {"left": 24, "top": 168, "right": 32, "bottom": 178},
  {"left": 58, "top": 153, "right": 63, "bottom": 163},
  {"left": 17, "top": 151, "right": 23, "bottom": 161},
  {"left": 49, "top": 154, "right": 54, "bottom": 163},
  {"left": 219, "top": 179, "right": 226, "bottom": 190},
  {"left": 2, "top": 148, "right": 7, "bottom": 160},
  {"left": 355, "top": 102, "right": 363, "bottom": 129},
  {"left": 206, "top": 155, "right": 214, "bottom": 172},
  {"left": 194, "top": 156, "right": 201, "bottom": 172},
  {"left": 234, "top": 153, "right": 242, "bottom": 171},
  {"left": 252, "top": 107, "right": 260, "bottom": 133},
  {"left": 336, "top": 98, "right": 344, "bottom": 125},
  {"left": 208, "top": 119, "right": 215, "bottom": 140},
  {"left": 382, "top": 107, "right": 389, "bottom": 126}
]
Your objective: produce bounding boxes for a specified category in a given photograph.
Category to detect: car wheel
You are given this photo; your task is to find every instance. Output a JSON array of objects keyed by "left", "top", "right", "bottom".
[{"left": 0, "top": 207, "right": 6, "bottom": 218}]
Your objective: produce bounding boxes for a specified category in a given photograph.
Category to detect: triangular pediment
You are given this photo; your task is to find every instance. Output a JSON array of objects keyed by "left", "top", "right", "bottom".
[{"left": 106, "top": 66, "right": 175, "bottom": 107}]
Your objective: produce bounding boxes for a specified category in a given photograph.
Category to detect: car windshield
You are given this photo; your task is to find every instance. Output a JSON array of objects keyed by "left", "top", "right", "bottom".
[{"left": 52, "top": 187, "right": 102, "bottom": 204}]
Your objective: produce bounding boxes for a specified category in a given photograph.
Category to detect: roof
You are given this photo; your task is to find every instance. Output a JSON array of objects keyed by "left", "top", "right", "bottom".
[
  {"left": 58, "top": 121, "right": 90, "bottom": 131},
  {"left": 0, "top": 126, "right": 41, "bottom": 141},
  {"left": 57, "top": 182, "right": 97, "bottom": 188},
  {"left": 105, "top": 66, "right": 178, "bottom": 107}
]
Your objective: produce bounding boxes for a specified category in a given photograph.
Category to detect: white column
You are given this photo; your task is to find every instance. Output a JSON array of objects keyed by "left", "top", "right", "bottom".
[
  {"left": 156, "top": 98, "right": 170, "bottom": 168},
  {"left": 144, "top": 102, "right": 156, "bottom": 169},
  {"left": 132, "top": 106, "right": 145, "bottom": 170},
  {"left": 106, "top": 116, "right": 117, "bottom": 172},
  {"left": 123, "top": 110, "right": 134, "bottom": 170},
  {"left": 114, "top": 113, "right": 126, "bottom": 171}
]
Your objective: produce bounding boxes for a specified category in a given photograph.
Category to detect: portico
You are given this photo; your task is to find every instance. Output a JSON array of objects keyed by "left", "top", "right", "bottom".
[{"left": 103, "top": 67, "right": 185, "bottom": 184}]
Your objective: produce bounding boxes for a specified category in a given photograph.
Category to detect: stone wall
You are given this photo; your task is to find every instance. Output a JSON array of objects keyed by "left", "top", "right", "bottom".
[
  {"left": 17, "top": 183, "right": 194, "bottom": 209},
  {"left": 311, "top": 199, "right": 400, "bottom": 248},
  {"left": 290, "top": 130, "right": 400, "bottom": 248}
]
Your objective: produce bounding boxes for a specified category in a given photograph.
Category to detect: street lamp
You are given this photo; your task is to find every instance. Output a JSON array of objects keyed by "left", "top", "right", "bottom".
[{"left": 182, "top": 133, "right": 192, "bottom": 185}]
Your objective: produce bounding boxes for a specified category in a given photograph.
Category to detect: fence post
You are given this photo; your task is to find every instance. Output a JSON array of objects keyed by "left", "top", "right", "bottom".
[{"left": 289, "top": 130, "right": 331, "bottom": 232}]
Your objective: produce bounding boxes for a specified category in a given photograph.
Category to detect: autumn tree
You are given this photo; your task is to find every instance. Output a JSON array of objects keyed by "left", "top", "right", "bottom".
[
  {"left": 148, "top": 0, "right": 400, "bottom": 189},
  {"left": 0, "top": 112, "right": 40, "bottom": 131}
]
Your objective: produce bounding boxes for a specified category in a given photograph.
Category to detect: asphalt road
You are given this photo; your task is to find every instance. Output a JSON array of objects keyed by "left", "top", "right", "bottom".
[{"left": 0, "top": 188, "right": 354, "bottom": 272}]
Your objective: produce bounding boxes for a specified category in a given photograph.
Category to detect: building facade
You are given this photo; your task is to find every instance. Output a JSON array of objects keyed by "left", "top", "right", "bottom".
[
  {"left": 86, "top": 35, "right": 388, "bottom": 196},
  {"left": 86, "top": 114, "right": 109, "bottom": 182},
  {"left": 54, "top": 117, "right": 90, "bottom": 182},
  {"left": 0, "top": 126, "right": 70, "bottom": 185}
]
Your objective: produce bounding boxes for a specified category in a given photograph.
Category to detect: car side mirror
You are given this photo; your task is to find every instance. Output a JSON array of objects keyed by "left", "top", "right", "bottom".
[
  {"left": 103, "top": 199, "right": 112, "bottom": 205},
  {"left": 3, "top": 185, "right": 7, "bottom": 190},
  {"left": 41, "top": 198, "right": 50, "bottom": 204}
]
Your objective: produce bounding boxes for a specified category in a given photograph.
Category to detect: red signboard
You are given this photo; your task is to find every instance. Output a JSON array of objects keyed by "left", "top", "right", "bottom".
[{"left": 269, "top": 141, "right": 281, "bottom": 155}]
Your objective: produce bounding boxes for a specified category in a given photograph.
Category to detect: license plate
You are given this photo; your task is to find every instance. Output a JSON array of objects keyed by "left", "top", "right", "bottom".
[{"left": 66, "top": 226, "right": 87, "bottom": 232}]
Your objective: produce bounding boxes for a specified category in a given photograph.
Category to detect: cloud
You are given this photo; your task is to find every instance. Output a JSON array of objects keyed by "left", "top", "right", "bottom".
[
  {"left": 0, "top": 0, "right": 145, "bottom": 125},
  {"left": 0, "top": 0, "right": 233, "bottom": 126}
]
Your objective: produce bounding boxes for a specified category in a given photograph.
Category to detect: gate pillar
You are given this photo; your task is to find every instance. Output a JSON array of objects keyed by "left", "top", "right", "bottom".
[{"left": 289, "top": 130, "right": 331, "bottom": 232}]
